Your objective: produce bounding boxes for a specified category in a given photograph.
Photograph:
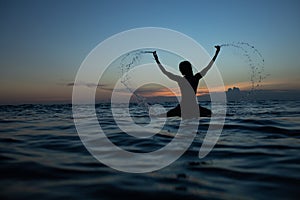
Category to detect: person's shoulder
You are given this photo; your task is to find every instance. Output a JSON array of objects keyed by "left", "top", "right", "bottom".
[{"left": 167, "top": 73, "right": 182, "bottom": 82}]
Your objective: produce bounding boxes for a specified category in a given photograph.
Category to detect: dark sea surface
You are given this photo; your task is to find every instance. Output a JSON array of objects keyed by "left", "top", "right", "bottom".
[{"left": 1, "top": 100, "right": 300, "bottom": 199}]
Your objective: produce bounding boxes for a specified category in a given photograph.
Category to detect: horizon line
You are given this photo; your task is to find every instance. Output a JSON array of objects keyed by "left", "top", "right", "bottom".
[{"left": 1, "top": 89, "right": 300, "bottom": 105}]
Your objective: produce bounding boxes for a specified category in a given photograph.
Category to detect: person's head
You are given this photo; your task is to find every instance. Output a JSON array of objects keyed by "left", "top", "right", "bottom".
[{"left": 179, "top": 61, "right": 193, "bottom": 76}]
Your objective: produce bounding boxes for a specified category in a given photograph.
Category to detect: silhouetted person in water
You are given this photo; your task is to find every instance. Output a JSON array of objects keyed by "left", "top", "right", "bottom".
[{"left": 153, "top": 46, "right": 221, "bottom": 118}]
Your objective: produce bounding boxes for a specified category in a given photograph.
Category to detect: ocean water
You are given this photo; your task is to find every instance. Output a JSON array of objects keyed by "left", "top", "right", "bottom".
[{"left": 0, "top": 100, "right": 300, "bottom": 199}]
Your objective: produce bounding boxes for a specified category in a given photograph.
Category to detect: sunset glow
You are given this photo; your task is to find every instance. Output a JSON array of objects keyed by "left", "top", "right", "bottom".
[{"left": 0, "top": 1, "right": 299, "bottom": 104}]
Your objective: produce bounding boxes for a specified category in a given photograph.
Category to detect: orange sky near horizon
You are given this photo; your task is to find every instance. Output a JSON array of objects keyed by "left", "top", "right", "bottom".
[
  {"left": 0, "top": 78, "right": 298, "bottom": 104},
  {"left": 134, "top": 79, "right": 296, "bottom": 98}
]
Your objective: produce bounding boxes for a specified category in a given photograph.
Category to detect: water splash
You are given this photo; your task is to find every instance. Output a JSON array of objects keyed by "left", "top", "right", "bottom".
[
  {"left": 220, "top": 42, "right": 269, "bottom": 93},
  {"left": 119, "top": 50, "right": 154, "bottom": 109}
]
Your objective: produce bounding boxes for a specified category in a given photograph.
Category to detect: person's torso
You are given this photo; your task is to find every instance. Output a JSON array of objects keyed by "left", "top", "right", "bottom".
[{"left": 177, "top": 75, "right": 199, "bottom": 104}]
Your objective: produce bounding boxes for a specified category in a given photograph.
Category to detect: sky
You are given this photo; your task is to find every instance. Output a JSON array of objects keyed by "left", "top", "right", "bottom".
[{"left": 0, "top": 0, "right": 300, "bottom": 104}]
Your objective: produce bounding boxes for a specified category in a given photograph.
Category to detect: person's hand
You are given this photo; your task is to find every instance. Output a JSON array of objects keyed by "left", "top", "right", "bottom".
[
  {"left": 153, "top": 51, "right": 157, "bottom": 57},
  {"left": 214, "top": 45, "right": 221, "bottom": 52},
  {"left": 153, "top": 51, "right": 159, "bottom": 61}
]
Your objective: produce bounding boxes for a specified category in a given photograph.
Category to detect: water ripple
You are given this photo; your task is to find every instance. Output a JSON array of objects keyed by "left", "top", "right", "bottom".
[{"left": 0, "top": 101, "right": 300, "bottom": 199}]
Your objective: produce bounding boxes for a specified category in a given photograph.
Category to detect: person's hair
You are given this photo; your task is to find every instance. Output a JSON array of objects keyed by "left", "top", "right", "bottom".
[{"left": 179, "top": 61, "right": 193, "bottom": 76}]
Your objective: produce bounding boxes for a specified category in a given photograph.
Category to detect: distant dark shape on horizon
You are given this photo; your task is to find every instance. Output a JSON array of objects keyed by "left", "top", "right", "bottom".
[
  {"left": 226, "top": 87, "right": 242, "bottom": 101},
  {"left": 227, "top": 87, "right": 240, "bottom": 93}
]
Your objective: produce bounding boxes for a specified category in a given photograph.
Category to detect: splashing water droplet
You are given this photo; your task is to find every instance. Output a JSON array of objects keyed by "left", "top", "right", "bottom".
[
  {"left": 118, "top": 50, "right": 157, "bottom": 110},
  {"left": 220, "top": 42, "right": 267, "bottom": 97}
]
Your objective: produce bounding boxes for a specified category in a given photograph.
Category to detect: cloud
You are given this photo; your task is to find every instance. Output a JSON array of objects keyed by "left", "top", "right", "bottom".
[
  {"left": 66, "top": 82, "right": 107, "bottom": 88},
  {"left": 133, "top": 85, "right": 180, "bottom": 97}
]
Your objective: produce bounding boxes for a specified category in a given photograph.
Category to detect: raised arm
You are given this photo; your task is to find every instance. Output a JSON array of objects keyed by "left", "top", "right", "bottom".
[
  {"left": 197, "top": 46, "right": 221, "bottom": 78},
  {"left": 153, "top": 51, "right": 180, "bottom": 81}
]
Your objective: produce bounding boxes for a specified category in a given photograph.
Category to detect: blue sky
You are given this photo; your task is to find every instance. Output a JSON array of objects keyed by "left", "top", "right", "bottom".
[{"left": 0, "top": 0, "right": 299, "bottom": 104}]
